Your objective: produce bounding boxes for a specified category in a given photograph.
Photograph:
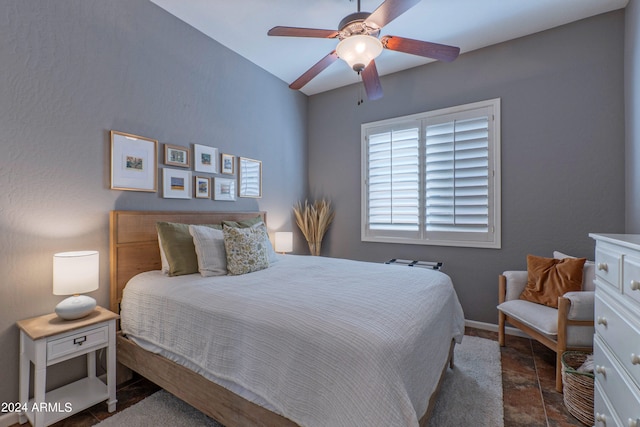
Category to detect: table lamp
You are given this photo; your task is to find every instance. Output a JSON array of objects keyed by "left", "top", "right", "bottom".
[
  {"left": 53, "top": 251, "right": 99, "bottom": 320},
  {"left": 274, "top": 232, "right": 293, "bottom": 254}
]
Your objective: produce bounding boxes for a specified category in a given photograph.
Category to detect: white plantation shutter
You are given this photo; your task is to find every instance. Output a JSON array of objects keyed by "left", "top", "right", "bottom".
[
  {"left": 366, "top": 125, "right": 420, "bottom": 232},
  {"left": 362, "top": 98, "right": 500, "bottom": 248},
  {"left": 425, "top": 114, "right": 489, "bottom": 233},
  {"left": 239, "top": 158, "right": 261, "bottom": 197}
]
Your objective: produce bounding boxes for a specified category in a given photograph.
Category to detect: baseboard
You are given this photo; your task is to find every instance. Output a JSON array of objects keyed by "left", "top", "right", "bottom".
[
  {"left": 0, "top": 412, "right": 19, "bottom": 427},
  {"left": 465, "top": 319, "right": 530, "bottom": 339}
]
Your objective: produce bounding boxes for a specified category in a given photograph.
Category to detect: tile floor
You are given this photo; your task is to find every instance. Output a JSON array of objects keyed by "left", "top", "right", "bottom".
[{"left": 10, "top": 328, "right": 588, "bottom": 427}]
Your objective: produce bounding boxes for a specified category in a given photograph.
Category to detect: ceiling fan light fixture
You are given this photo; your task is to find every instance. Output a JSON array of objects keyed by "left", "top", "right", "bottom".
[{"left": 336, "top": 35, "right": 383, "bottom": 72}]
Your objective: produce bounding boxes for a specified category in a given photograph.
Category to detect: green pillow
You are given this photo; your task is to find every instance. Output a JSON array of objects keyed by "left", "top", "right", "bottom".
[
  {"left": 222, "top": 216, "right": 263, "bottom": 228},
  {"left": 156, "top": 222, "right": 221, "bottom": 276}
]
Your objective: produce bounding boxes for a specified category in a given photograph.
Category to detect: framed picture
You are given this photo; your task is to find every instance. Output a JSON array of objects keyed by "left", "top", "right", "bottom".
[
  {"left": 164, "top": 144, "right": 190, "bottom": 168},
  {"left": 194, "top": 144, "right": 218, "bottom": 174},
  {"left": 110, "top": 130, "right": 157, "bottom": 192},
  {"left": 221, "top": 153, "right": 235, "bottom": 175},
  {"left": 162, "top": 168, "right": 191, "bottom": 199},
  {"left": 194, "top": 176, "right": 210, "bottom": 199},
  {"left": 238, "top": 157, "right": 262, "bottom": 198},
  {"left": 214, "top": 177, "right": 236, "bottom": 201}
]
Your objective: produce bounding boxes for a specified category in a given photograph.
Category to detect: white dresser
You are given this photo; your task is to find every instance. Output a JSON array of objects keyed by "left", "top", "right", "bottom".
[{"left": 590, "top": 234, "right": 640, "bottom": 426}]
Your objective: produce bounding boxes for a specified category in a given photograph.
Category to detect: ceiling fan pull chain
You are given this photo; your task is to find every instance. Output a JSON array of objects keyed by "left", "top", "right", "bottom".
[{"left": 357, "top": 71, "right": 364, "bottom": 105}]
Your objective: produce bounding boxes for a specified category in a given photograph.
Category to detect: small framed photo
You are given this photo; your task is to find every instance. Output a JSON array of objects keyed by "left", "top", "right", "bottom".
[
  {"left": 162, "top": 168, "right": 191, "bottom": 199},
  {"left": 214, "top": 177, "right": 236, "bottom": 201},
  {"left": 110, "top": 130, "right": 158, "bottom": 192},
  {"left": 221, "top": 153, "right": 235, "bottom": 175},
  {"left": 238, "top": 157, "right": 262, "bottom": 198},
  {"left": 194, "top": 176, "right": 210, "bottom": 199},
  {"left": 164, "top": 144, "right": 190, "bottom": 168},
  {"left": 194, "top": 144, "right": 218, "bottom": 174}
]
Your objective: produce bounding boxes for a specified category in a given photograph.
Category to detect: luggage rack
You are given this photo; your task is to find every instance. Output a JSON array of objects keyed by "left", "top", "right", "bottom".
[{"left": 384, "top": 259, "right": 443, "bottom": 271}]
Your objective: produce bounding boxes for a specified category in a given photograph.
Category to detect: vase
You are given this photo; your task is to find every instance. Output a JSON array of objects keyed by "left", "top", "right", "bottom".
[{"left": 307, "top": 241, "right": 321, "bottom": 256}]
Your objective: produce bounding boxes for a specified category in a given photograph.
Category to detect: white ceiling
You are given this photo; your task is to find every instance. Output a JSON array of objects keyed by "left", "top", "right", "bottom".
[{"left": 150, "top": 0, "right": 628, "bottom": 96}]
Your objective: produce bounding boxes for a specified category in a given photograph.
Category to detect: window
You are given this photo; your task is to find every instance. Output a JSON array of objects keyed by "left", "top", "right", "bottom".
[{"left": 361, "top": 98, "right": 501, "bottom": 248}]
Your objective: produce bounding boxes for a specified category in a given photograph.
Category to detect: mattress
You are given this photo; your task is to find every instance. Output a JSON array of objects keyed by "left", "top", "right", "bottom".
[{"left": 121, "top": 255, "right": 465, "bottom": 427}]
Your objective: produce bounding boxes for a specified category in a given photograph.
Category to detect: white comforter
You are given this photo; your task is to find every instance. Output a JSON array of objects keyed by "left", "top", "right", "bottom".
[{"left": 121, "top": 255, "right": 465, "bottom": 427}]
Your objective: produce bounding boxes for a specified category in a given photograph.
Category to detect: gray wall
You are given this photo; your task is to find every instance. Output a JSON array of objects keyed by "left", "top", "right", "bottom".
[
  {"left": 627, "top": 0, "right": 640, "bottom": 231},
  {"left": 0, "top": 0, "right": 307, "bottom": 405},
  {"left": 308, "top": 11, "right": 626, "bottom": 324}
]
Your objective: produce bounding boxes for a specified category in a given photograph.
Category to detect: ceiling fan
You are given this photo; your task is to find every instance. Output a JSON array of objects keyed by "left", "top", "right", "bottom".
[{"left": 267, "top": 0, "right": 460, "bottom": 101}]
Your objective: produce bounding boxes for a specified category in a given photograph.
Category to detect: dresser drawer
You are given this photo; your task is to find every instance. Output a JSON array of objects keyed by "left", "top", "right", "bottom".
[
  {"left": 594, "top": 336, "right": 640, "bottom": 427},
  {"left": 595, "top": 294, "right": 640, "bottom": 390},
  {"left": 595, "top": 246, "right": 622, "bottom": 291},
  {"left": 594, "top": 382, "right": 622, "bottom": 427},
  {"left": 47, "top": 324, "right": 109, "bottom": 363},
  {"left": 623, "top": 256, "right": 640, "bottom": 309}
]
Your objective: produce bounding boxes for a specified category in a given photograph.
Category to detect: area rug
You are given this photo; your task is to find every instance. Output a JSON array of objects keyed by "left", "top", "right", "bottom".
[{"left": 97, "top": 335, "right": 503, "bottom": 427}]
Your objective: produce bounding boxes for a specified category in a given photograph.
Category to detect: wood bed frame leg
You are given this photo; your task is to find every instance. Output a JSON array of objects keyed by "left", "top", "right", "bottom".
[{"left": 116, "top": 361, "right": 133, "bottom": 385}]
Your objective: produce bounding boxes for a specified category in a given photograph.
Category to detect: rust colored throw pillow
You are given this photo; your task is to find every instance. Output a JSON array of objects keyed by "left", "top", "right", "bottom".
[{"left": 520, "top": 255, "right": 586, "bottom": 308}]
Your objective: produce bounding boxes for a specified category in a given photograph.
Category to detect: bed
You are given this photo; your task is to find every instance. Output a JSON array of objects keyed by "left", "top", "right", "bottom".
[{"left": 110, "top": 210, "right": 465, "bottom": 427}]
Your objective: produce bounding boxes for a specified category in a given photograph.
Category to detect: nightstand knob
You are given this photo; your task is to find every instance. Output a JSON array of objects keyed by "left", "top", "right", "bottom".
[
  {"left": 631, "top": 353, "right": 640, "bottom": 365},
  {"left": 631, "top": 280, "right": 640, "bottom": 291},
  {"left": 596, "top": 412, "right": 607, "bottom": 425},
  {"left": 597, "top": 316, "right": 608, "bottom": 326},
  {"left": 598, "top": 263, "right": 609, "bottom": 272},
  {"left": 596, "top": 365, "right": 607, "bottom": 376}
]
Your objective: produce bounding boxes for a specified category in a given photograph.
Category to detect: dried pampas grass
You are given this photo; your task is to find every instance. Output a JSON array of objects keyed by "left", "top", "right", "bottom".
[{"left": 293, "top": 199, "right": 335, "bottom": 256}]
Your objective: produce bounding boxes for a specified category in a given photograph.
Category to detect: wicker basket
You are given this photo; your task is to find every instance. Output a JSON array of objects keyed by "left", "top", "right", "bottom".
[{"left": 561, "top": 351, "right": 595, "bottom": 426}]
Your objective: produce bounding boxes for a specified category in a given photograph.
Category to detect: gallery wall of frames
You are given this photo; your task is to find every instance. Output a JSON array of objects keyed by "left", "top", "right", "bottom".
[{"left": 110, "top": 130, "right": 262, "bottom": 200}]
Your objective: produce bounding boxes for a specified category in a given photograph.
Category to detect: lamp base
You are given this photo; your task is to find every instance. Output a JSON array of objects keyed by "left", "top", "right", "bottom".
[{"left": 55, "top": 295, "right": 97, "bottom": 320}]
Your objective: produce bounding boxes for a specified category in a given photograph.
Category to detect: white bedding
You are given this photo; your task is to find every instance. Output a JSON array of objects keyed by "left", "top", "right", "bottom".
[{"left": 121, "top": 255, "right": 465, "bottom": 427}]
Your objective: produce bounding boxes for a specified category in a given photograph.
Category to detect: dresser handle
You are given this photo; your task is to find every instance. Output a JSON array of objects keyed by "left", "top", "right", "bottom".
[
  {"left": 631, "top": 280, "right": 640, "bottom": 291},
  {"left": 73, "top": 336, "right": 87, "bottom": 346},
  {"left": 597, "top": 263, "right": 609, "bottom": 272},
  {"left": 632, "top": 354, "right": 640, "bottom": 365},
  {"left": 596, "top": 365, "right": 607, "bottom": 376},
  {"left": 597, "top": 316, "right": 608, "bottom": 326},
  {"left": 629, "top": 418, "right": 639, "bottom": 427},
  {"left": 596, "top": 412, "right": 607, "bottom": 425}
]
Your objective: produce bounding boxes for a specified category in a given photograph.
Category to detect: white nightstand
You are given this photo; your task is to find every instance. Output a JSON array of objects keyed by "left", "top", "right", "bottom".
[{"left": 17, "top": 306, "right": 119, "bottom": 427}]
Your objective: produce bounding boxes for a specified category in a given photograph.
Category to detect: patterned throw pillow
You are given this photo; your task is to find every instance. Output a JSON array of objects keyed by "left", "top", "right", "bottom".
[{"left": 223, "top": 225, "right": 270, "bottom": 275}]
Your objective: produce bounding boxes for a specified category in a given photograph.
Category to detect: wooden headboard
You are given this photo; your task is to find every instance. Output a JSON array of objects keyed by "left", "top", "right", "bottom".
[{"left": 109, "top": 210, "right": 266, "bottom": 314}]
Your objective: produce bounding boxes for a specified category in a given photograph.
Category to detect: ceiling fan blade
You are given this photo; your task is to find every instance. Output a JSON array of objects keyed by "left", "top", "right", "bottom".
[
  {"left": 381, "top": 35, "right": 460, "bottom": 62},
  {"left": 364, "top": 0, "right": 421, "bottom": 29},
  {"left": 361, "top": 60, "right": 383, "bottom": 101},
  {"left": 268, "top": 26, "right": 339, "bottom": 39},
  {"left": 289, "top": 50, "right": 339, "bottom": 90}
]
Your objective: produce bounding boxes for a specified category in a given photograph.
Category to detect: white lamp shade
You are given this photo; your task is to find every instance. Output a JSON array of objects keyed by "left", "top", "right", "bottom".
[
  {"left": 336, "top": 35, "right": 383, "bottom": 71},
  {"left": 53, "top": 251, "right": 99, "bottom": 295},
  {"left": 274, "top": 232, "right": 293, "bottom": 253}
]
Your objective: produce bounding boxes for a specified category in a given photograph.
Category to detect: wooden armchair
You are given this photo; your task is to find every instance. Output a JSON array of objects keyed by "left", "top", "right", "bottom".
[{"left": 497, "top": 252, "right": 595, "bottom": 392}]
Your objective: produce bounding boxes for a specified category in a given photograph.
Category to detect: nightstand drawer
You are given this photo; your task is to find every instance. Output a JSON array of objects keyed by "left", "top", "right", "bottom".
[{"left": 47, "top": 325, "right": 108, "bottom": 363}]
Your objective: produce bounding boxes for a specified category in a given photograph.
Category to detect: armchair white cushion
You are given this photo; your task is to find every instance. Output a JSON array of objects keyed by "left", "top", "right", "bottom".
[
  {"left": 564, "top": 291, "right": 595, "bottom": 321},
  {"left": 497, "top": 252, "right": 595, "bottom": 392}
]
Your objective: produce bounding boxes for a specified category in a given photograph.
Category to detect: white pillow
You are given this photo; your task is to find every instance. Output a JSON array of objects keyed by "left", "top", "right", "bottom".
[
  {"left": 553, "top": 251, "right": 595, "bottom": 292},
  {"left": 189, "top": 225, "right": 227, "bottom": 277},
  {"left": 158, "top": 233, "right": 169, "bottom": 274}
]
